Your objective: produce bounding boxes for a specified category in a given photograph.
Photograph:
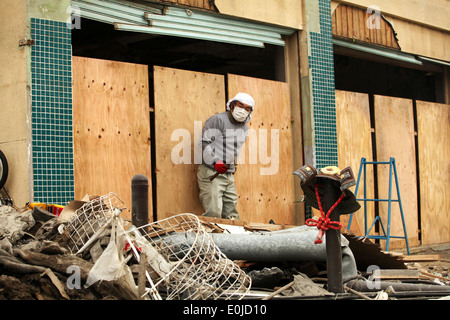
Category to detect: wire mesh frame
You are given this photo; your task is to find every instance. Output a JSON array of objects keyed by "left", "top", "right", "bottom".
[
  {"left": 65, "top": 192, "right": 126, "bottom": 253},
  {"left": 126, "top": 213, "right": 252, "bottom": 300}
]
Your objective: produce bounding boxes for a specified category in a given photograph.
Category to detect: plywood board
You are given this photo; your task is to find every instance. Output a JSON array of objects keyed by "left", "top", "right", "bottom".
[
  {"left": 416, "top": 101, "right": 450, "bottom": 245},
  {"left": 335, "top": 90, "right": 374, "bottom": 236},
  {"left": 227, "top": 74, "right": 294, "bottom": 225},
  {"left": 72, "top": 57, "right": 152, "bottom": 220},
  {"left": 374, "top": 95, "right": 419, "bottom": 249},
  {"left": 153, "top": 66, "right": 225, "bottom": 220}
]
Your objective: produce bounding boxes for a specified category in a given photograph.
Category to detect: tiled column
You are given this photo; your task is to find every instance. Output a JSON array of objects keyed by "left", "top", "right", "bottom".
[
  {"left": 29, "top": 12, "right": 74, "bottom": 204},
  {"left": 301, "top": 0, "right": 338, "bottom": 218},
  {"left": 302, "top": 0, "right": 338, "bottom": 169},
  {"left": 309, "top": 0, "right": 338, "bottom": 169}
]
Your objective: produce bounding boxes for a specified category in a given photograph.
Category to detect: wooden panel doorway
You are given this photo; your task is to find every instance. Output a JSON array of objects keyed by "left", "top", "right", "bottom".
[
  {"left": 374, "top": 95, "right": 419, "bottom": 249},
  {"left": 335, "top": 90, "right": 375, "bottom": 236},
  {"left": 417, "top": 101, "right": 450, "bottom": 245},
  {"left": 72, "top": 56, "right": 152, "bottom": 220},
  {"left": 227, "top": 74, "right": 295, "bottom": 224},
  {"left": 153, "top": 66, "right": 226, "bottom": 220},
  {"left": 153, "top": 67, "right": 295, "bottom": 224}
]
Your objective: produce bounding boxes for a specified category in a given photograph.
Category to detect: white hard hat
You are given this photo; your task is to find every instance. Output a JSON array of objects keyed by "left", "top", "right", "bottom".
[{"left": 226, "top": 93, "right": 255, "bottom": 111}]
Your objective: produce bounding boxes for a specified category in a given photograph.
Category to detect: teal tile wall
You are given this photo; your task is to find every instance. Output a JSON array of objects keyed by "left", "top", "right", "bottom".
[
  {"left": 309, "top": 0, "right": 338, "bottom": 170},
  {"left": 31, "top": 18, "right": 74, "bottom": 205},
  {"left": 305, "top": 0, "right": 338, "bottom": 218}
]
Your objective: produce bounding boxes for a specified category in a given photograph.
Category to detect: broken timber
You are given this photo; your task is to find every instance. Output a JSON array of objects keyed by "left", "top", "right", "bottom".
[{"left": 199, "top": 216, "right": 297, "bottom": 232}]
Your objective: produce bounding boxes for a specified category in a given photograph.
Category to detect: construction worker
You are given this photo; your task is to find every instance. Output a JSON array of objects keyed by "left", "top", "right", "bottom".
[{"left": 197, "top": 93, "right": 255, "bottom": 220}]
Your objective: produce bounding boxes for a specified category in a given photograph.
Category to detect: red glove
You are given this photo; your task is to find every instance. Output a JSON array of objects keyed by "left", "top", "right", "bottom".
[{"left": 214, "top": 160, "right": 228, "bottom": 174}]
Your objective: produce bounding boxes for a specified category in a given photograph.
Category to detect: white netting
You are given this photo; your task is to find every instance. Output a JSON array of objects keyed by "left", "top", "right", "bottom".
[
  {"left": 63, "top": 193, "right": 251, "bottom": 300},
  {"left": 125, "top": 213, "right": 252, "bottom": 300},
  {"left": 64, "top": 193, "right": 126, "bottom": 254}
]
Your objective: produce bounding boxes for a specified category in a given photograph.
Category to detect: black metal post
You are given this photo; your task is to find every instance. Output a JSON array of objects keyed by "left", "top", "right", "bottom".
[
  {"left": 131, "top": 174, "right": 149, "bottom": 234},
  {"left": 319, "top": 178, "right": 344, "bottom": 294}
]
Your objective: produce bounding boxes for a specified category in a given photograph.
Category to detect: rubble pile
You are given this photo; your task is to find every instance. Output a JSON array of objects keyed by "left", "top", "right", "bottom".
[
  {"left": 0, "top": 195, "right": 252, "bottom": 301},
  {"left": 0, "top": 204, "right": 129, "bottom": 300},
  {"left": 0, "top": 196, "right": 450, "bottom": 300}
]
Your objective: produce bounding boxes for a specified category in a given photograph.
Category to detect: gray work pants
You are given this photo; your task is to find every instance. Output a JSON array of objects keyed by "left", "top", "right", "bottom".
[{"left": 197, "top": 164, "right": 240, "bottom": 220}]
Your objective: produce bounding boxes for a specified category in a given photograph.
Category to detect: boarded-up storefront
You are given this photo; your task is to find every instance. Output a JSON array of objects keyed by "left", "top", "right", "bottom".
[
  {"left": 336, "top": 89, "right": 450, "bottom": 248},
  {"left": 73, "top": 60, "right": 296, "bottom": 224},
  {"left": 153, "top": 67, "right": 295, "bottom": 224}
]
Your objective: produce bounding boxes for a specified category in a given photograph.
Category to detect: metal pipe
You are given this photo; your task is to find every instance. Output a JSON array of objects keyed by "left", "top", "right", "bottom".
[
  {"left": 131, "top": 174, "right": 149, "bottom": 233},
  {"left": 345, "top": 279, "right": 450, "bottom": 293},
  {"left": 164, "top": 225, "right": 359, "bottom": 282},
  {"left": 114, "top": 23, "right": 265, "bottom": 48},
  {"left": 333, "top": 39, "right": 424, "bottom": 66},
  {"left": 320, "top": 178, "right": 345, "bottom": 294}
]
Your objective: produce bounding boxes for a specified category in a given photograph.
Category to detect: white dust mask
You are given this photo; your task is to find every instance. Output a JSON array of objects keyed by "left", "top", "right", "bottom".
[{"left": 232, "top": 107, "right": 250, "bottom": 122}]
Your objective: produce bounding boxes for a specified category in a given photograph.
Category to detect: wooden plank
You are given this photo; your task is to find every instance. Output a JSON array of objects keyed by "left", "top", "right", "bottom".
[
  {"left": 243, "top": 222, "right": 297, "bottom": 232},
  {"left": 385, "top": 22, "right": 393, "bottom": 48},
  {"left": 199, "top": 216, "right": 246, "bottom": 227},
  {"left": 72, "top": 57, "right": 152, "bottom": 221},
  {"left": 361, "top": 9, "right": 369, "bottom": 42},
  {"left": 153, "top": 66, "right": 225, "bottom": 220},
  {"left": 400, "top": 254, "right": 441, "bottom": 262},
  {"left": 336, "top": 5, "right": 343, "bottom": 37},
  {"left": 375, "top": 269, "right": 419, "bottom": 280},
  {"left": 335, "top": 90, "right": 375, "bottom": 236},
  {"left": 227, "top": 74, "right": 294, "bottom": 225},
  {"left": 341, "top": 5, "right": 348, "bottom": 38},
  {"left": 380, "top": 16, "right": 387, "bottom": 47},
  {"left": 332, "top": 8, "right": 339, "bottom": 36},
  {"left": 420, "top": 272, "right": 450, "bottom": 283},
  {"left": 416, "top": 101, "right": 450, "bottom": 245},
  {"left": 199, "top": 216, "right": 296, "bottom": 232},
  {"left": 374, "top": 95, "right": 419, "bottom": 249},
  {"left": 346, "top": 5, "right": 353, "bottom": 40},
  {"left": 351, "top": 6, "right": 360, "bottom": 41}
]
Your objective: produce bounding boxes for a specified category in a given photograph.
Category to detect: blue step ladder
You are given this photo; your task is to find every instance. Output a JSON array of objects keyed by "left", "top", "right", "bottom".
[{"left": 348, "top": 157, "right": 410, "bottom": 255}]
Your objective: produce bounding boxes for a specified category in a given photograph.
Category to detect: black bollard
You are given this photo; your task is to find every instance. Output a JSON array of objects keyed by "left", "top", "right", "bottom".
[
  {"left": 131, "top": 174, "right": 149, "bottom": 234},
  {"left": 318, "top": 178, "right": 344, "bottom": 294}
]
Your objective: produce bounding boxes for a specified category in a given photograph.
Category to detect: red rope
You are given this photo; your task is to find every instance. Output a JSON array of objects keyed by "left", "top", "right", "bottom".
[{"left": 305, "top": 184, "right": 345, "bottom": 244}]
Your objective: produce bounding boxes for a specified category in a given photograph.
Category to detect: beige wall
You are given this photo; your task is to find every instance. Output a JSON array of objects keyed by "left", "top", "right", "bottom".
[
  {"left": 332, "top": 0, "right": 450, "bottom": 61},
  {"left": 215, "top": 0, "right": 303, "bottom": 30},
  {"left": 27, "top": 0, "right": 71, "bottom": 22},
  {"left": 216, "top": 0, "right": 449, "bottom": 61},
  {"left": 0, "top": 0, "right": 31, "bottom": 207},
  {"left": 392, "top": 18, "right": 449, "bottom": 62},
  {"left": 0, "top": 0, "right": 72, "bottom": 207},
  {"left": 335, "top": 0, "right": 449, "bottom": 31}
]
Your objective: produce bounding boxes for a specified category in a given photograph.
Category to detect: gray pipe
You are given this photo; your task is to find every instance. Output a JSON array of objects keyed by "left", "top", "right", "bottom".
[
  {"left": 346, "top": 279, "right": 450, "bottom": 293},
  {"left": 164, "top": 225, "right": 358, "bottom": 282},
  {"left": 211, "top": 226, "right": 357, "bottom": 282}
]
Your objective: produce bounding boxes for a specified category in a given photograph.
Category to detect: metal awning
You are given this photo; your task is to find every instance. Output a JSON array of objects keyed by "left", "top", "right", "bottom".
[
  {"left": 417, "top": 56, "right": 450, "bottom": 68},
  {"left": 71, "top": 0, "right": 295, "bottom": 48},
  {"left": 333, "top": 38, "right": 424, "bottom": 66}
]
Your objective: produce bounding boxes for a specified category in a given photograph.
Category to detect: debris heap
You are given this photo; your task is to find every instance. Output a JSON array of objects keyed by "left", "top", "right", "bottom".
[
  {"left": 0, "top": 193, "right": 449, "bottom": 300},
  {"left": 0, "top": 194, "right": 251, "bottom": 300}
]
